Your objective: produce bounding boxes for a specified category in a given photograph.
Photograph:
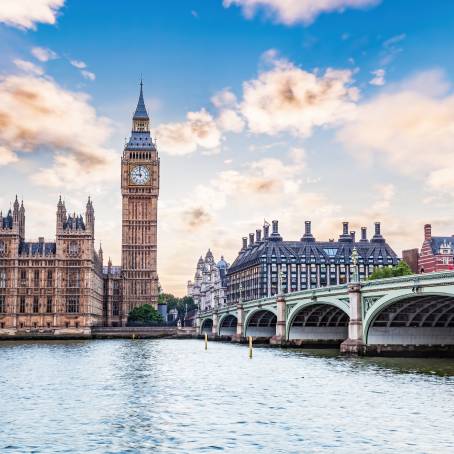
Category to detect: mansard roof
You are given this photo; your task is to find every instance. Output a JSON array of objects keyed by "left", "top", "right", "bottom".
[
  {"left": 19, "top": 241, "right": 56, "bottom": 256},
  {"left": 229, "top": 237, "right": 398, "bottom": 273},
  {"left": 430, "top": 236, "right": 454, "bottom": 254},
  {"left": 1, "top": 210, "right": 13, "bottom": 229}
]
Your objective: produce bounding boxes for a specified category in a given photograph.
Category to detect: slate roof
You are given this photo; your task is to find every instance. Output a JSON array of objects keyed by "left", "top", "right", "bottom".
[
  {"left": 133, "top": 82, "right": 149, "bottom": 120},
  {"left": 125, "top": 131, "right": 155, "bottom": 150},
  {"left": 103, "top": 265, "right": 122, "bottom": 276},
  {"left": 228, "top": 235, "right": 398, "bottom": 273},
  {"left": 1, "top": 211, "right": 13, "bottom": 229},
  {"left": 430, "top": 236, "right": 454, "bottom": 254},
  {"left": 19, "top": 241, "right": 56, "bottom": 256},
  {"left": 63, "top": 214, "right": 85, "bottom": 230}
]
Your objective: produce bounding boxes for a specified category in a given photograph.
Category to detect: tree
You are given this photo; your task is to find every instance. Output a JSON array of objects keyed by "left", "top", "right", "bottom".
[
  {"left": 159, "top": 292, "right": 196, "bottom": 321},
  {"left": 127, "top": 304, "right": 164, "bottom": 326},
  {"left": 368, "top": 261, "right": 413, "bottom": 281}
]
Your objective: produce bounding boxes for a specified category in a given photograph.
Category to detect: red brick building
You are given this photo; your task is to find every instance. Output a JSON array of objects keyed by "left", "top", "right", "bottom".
[{"left": 403, "top": 224, "right": 454, "bottom": 274}]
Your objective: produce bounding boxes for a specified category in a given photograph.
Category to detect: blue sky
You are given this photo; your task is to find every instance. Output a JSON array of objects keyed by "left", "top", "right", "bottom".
[{"left": 1, "top": 0, "right": 454, "bottom": 294}]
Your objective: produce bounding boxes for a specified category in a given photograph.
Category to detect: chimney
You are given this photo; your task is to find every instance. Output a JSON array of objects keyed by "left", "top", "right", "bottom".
[
  {"left": 424, "top": 224, "right": 432, "bottom": 241},
  {"left": 263, "top": 223, "right": 270, "bottom": 239},
  {"left": 249, "top": 233, "right": 255, "bottom": 247},
  {"left": 350, "top": 231, "right": 356, "bottom": 243},
  {"left": 242, "top": 237, "right": 247, "bottom": 250},
  {"left": 375, "top": 222, "right": 381, "bottom": 236},
  {"left": 343, "top": 222, "right": 349, "bottom": 235},
  {"left": 361, "top": 227, "right": 367, "bottom": 242},
  {"left": 301, "top": 220, "right": 315, "bottom": 241},
  {"left": 38, "top": 237, "right": 44, "bottom": 243},
  {"left": 272, "top": 220, "right": 279, "bottom": 234},
  {"left": 256, "top": 229, "right": 262, "bottom": 242},
  {"left": 371, "top": 222, "right": 384, "bottom": 243}
]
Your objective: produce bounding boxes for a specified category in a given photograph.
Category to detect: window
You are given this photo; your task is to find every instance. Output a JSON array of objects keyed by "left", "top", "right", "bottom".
[
  {"left": 20, "top": 270, "right": 27, "bottom": 287},
  {"left": 0, "top": 295, "right": 5, "bottom": 313},
  {"left": 66, "top": 295, "right": 79, "bottom": 313},
  {"left": 46, "top": 297, "right": 52, "bottom": 313},
  {"left": 442, "top": 257, "right": 449, "bottom": 265},
  {"left": 113, "top": 301, "right": 120, "bottom": 316},
  {"left": 34, "top": 270, "right": 40, "bottom": 287},
  {"left": 0, "top": 270, "right": 6, "bottom": 288},
  {"left": 33, "top": 297, "right": 39, "bottom": 313},
  {"left": 19, "top": 297, "right": 25, "bottom": 313},
  {"left": 47, "top": 270, "right": 53, "bottom": 287},
  {"left": 68, "top": 271, "right": 80, "bottom": 288}
]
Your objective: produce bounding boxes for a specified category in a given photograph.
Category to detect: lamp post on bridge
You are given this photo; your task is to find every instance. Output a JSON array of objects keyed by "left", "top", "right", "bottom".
[{"left": 340, "top": 246, "right": 366, "bottom": 355}]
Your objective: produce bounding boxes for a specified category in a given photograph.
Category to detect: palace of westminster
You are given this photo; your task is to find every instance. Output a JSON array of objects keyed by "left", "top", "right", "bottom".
[{"left": 0, "top": 84, "right": 159, "bottom": 333}]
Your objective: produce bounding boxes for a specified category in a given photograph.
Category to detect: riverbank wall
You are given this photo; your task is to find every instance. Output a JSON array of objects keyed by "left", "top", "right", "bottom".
[{"left": 0, "top": 326, "right": 196, "bottom": 341}]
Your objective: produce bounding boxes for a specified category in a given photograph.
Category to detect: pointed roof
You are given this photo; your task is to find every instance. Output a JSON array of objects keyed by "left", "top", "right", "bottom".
[{"left": 133, "top": 80, "right": 149, "bottom": 120}]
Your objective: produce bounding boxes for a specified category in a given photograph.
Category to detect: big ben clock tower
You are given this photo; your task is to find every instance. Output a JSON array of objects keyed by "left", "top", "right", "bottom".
[{"left": 121, "top": 81, "right": 159, "bottom": 319}]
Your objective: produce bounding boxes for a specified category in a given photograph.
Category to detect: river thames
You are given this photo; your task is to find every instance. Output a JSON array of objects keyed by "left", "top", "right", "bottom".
[{"left": 1, "top": 339, "right": 453, "bottom": 453}]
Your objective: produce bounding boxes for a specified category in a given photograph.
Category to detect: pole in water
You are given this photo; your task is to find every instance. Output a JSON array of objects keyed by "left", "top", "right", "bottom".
[
  {"left": 205, "top": 332, "right": 208, "bottom": 350},
  {"left": 249, "top": 336, "right": 253, "bottom": 359},
  {"left": 132, "top": 333, "right": 135, "bottom": 340}
]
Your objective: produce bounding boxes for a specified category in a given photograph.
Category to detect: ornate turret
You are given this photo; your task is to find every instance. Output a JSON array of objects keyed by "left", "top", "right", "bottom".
[
  {"left": 13, "top": 195, "right": 19, "bottom": 224},
  {"left": 85, "top": 196, "right": 95, "bottom": 232},
  {"left": 98, "top": 243, "right": 103, "bottom": 264},
  {"left": 19, "top": 199, "right": 25, "bottom": 239}
]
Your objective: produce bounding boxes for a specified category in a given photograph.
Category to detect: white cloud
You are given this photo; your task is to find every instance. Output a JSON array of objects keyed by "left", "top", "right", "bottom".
[
  {"left": 380, "top": 33, "right": 406, "bottom": 66},
  {"left": 31, "top": 47, "right": 58, "bottom": 62},
  {"left": 0, "top": 73, "right": 116, "bottom": 188},
  {"left": 217, "top": 109, "right": 245, "bottom": 132},
  {"left": 13, "top": 59, "right": 44, "bottom": 76},
  {"left": 369, "top": 68, "right": 385, "bottom": 86},
  {"left": 0, "top": 0, "right": 64, "bottom": 29},
  {"left": 211, "top": 88, "right": 237, "bottom": 108},
  {"left": 223, "top": 0, "right": 380, "bottom": 25},
  {"left": 337, "top": 69, "right": 454, "bottom": 194},
  {"left": 157, "top": 109, "right": 222, "bottom": 155},
  {"left": 81, "top": 70, "right": 96, "bottom": 81},
  {"left": 240, "top": 56, "right": 358, "bottom": 137},
  {"left": 70, "top": 59, "right": 87, "bottom": 69}
]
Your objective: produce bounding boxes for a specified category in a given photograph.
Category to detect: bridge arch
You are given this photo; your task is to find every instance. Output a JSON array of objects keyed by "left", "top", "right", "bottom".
[
  {"left": 218, "top": 314, "right": 237, "bottom": 336},
  {"left": 200, "top": 318, "right": 213, "bottom": 334},
  {"left": 244, "top": 308, "right": 277, "bottom": 338},
  {"left": 287, "top": 300, "right": 350, "bottom": 342},
  {"left": 364, "top": 291, "right": 454, "bottom": 345}
]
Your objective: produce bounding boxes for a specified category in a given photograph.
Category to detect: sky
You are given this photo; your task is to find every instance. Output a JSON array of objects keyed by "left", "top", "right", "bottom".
[{"left": 1, "top": 0, "right": 454, "bottom": 295}]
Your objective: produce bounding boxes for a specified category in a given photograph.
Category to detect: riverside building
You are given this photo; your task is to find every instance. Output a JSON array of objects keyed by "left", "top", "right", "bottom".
[
  {"left": 226, "top": 220, "right": 399, "bottom": 304},
  {"left": 187, "top": 250, "right": 229, "bottom": 312}
]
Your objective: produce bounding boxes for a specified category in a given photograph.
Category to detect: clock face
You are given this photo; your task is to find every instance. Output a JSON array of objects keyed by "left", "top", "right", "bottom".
[{"left": 130, "top": 165, "right": 150, "bottom": 185}]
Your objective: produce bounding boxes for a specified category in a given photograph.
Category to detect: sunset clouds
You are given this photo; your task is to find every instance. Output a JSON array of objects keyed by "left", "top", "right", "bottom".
[{"left": 0, "top": 72, "right": 115, "bottom": 187}]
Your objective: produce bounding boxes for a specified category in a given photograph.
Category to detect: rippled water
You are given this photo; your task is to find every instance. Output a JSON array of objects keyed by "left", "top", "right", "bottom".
[{"left": 1, "top": 340, "right": 454, "bottom": 453}]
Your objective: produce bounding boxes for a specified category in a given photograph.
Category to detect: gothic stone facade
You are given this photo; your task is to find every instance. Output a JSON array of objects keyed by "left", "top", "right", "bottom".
[
  {"left": 0, "top": 197, "right": 104, "bottom": 334},
  {"left": 0, "top": 84, "right": 160, "bottom": 333},
  {"left": 226, "top": 220, "right": 399, "bottom": 304},
  {"left": 187, "top": 250, "right": 229, "bottom": 312}
]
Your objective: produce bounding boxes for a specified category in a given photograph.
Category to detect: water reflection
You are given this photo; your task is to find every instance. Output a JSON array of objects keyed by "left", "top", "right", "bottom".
[{"left": 0, "top": 339, "right": 453, "bottom": 453}]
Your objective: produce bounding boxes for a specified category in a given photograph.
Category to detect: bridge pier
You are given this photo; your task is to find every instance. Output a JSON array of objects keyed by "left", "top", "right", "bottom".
[
  {"left": 231, "top": 303, "right": 244, "bottom": 342},
  {"left": 340, "top": 283, "right": 366, "bottom": 355},
  {"left": 270, "top": 295, "right": 286, "bottom": 346},
  {"left": 211, "top": 311, "right": 218, "bottom": 337}
]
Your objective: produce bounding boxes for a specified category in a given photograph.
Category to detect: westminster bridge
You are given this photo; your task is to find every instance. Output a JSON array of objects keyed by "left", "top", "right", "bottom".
[{"left": 196, "top": 272, "right": 454, "bottom": 356}]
